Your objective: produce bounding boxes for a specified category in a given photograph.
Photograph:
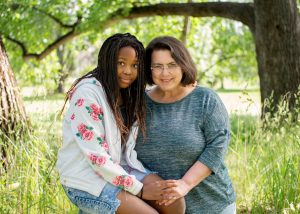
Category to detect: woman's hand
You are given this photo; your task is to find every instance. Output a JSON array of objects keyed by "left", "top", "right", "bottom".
[
  {"left": 157, "top": 179, "right": 191, "bottom": 206},
  {"left": 141, "top": 180, "right": 177, "bottom": 201}
]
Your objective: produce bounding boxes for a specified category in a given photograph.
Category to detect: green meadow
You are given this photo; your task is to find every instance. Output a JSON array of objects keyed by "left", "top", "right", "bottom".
[{"left": 1, "top": 90, "right": 299, "bottom": 213}]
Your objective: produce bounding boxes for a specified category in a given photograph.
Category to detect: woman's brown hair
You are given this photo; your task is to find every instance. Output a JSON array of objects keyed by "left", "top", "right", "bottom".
[{"left": 145, "top": 36, "right": 197, "bottom": 86}]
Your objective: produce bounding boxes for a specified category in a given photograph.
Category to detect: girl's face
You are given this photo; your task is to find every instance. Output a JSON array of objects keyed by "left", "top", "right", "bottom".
[
  {"left": 117, "top": 46, "right": 139, "bottom": 88},
  {"left": 151, "top": 49, "right": 183, "bottom": 92}
]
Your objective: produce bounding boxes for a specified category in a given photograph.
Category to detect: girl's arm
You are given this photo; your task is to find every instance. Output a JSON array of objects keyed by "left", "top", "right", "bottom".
[{"left": 67, "top": 85, "right": 143, "bottom": 195}]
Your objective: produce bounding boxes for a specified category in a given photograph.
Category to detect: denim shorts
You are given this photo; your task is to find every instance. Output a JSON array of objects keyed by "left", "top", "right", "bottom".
[{"left": 62, "top": 166, "right": 153, "bottom": 214}]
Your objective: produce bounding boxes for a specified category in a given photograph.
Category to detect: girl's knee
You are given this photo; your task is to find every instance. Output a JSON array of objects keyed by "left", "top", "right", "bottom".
[
  {"left": 162, "top": 197, "right": 186, "bottom": 214},
  {"left": 176, "top": 197, "right": 186, "bottom": 214}
]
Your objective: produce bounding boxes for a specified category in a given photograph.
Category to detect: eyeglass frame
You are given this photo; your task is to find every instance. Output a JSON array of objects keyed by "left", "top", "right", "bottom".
[{"left": 150, "top": 62, "right": 180, "bottom": 74}]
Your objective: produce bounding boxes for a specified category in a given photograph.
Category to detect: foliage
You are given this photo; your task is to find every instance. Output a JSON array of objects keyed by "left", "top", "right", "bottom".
[
  {"left": 228, "top": 90, "right": 300, "bottom": 213},
  {"left": 1, "top": 91, "right": 299, "bottom": 213},
  {"left": 0, "top": 0, "right": 259, "bottom": 91}
]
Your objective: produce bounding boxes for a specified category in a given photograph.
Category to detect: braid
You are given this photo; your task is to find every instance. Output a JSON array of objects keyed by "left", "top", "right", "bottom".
[{"left": 61, "top": 33, "right": 146, "bottom": 141}]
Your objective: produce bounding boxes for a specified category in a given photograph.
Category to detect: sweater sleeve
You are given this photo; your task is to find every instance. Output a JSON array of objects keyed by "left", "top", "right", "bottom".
[
  {"left": 67, "top": 85, "right": 142, "bottom": 195},
  {"left": 198, "top": 91, "right": 230, "bottom": 175}
]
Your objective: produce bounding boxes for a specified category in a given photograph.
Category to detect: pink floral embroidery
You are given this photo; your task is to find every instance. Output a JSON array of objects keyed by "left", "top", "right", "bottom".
[
  {"left": 112, "top": 175, "right": 134, "bottom": 189},
  {"left": 89, "top": 153, "right": 97, "bottom": 163},
  {"left": 70, "top": 113, "right": 75, "bottom": 120},
  {"left": 75, "top": 98, "right": 84, "bottom": 107},
  {"left": 95, "top": 156, "right": 106, "bottom": 166},
  {"left": 82, "top": 130, "right": 94, "bottom": 141},
  {"left": 76, "top": 123, "right": 94, "bottom": 141},
  {"left": 123, "top": 176, "right": 133, "bottom": 188},
  {"left": 102, "top": 141, "right": 109, "bottom": 151},
  {"left": 78, "top": 123, "right": 87, "bottom": 133},
  {"left": 86, "top": 103, "right": 103, "bottom": 121},
  {"left": 88, "top": 153, "right": 107, "bottom": 166},
  {"left": 112, "top": 176, "right": 123, "bottom": 186},
  {"left": 97, "top": 135, "right": 109, "bottom": 151}
]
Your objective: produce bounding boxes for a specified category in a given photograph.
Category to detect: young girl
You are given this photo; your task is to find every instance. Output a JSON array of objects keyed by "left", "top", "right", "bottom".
[{"left": 56, "top": 33, "right": 185, "bottom": 214}]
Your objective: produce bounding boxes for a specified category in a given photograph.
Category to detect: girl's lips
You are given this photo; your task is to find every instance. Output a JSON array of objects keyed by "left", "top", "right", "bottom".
[{"left": 120, "top": 78, "right": 131, "bottom": 83}]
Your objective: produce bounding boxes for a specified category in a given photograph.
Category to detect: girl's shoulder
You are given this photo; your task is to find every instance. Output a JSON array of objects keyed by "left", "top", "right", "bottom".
[{"left": 69, "top": 78, "right": 104, "bottom": 101}]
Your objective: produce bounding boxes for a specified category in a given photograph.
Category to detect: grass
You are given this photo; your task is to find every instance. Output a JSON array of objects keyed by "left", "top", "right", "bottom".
[{"left": 0, "top": 91, "right": 299, "bottom": 213}]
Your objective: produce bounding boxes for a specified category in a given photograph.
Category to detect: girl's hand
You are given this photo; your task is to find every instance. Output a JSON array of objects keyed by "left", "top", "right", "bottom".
[{"left": 157, "top": 179, "right": 191, "bottom": 206}]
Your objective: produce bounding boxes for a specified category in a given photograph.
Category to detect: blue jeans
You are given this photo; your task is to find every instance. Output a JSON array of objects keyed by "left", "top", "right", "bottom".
[{"left": 62, "top": 166, "right": 153, "bottom": 214}]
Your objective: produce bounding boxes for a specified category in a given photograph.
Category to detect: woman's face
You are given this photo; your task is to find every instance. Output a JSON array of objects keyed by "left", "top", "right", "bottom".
[
  {"left": 151, "top": 49, "right": 182, "bottom": 92},
  {"left": 117, "top": 46, "right": 139, "bottom": 88}
]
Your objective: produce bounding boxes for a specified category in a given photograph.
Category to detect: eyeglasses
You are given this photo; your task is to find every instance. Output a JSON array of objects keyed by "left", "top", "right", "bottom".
[{"left": 151, "top": 63, "right": 179, "bottom": 74}]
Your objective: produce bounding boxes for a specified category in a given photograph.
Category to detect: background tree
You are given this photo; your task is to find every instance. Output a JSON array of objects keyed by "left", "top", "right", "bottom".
[
  {"left": 0, "top": 37, "right": 27, "bottom": 169},
  {"left": 1, "top": 0, "right": 299, "bottom": 117}
]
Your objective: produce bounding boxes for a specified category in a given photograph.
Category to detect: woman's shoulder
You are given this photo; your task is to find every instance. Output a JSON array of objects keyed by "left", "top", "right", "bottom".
[
  {"left": 192, "top": 86, "right": 220, "bottom": 100},
  {"left": 194, "top": 86, "right": 217, "bottom": 95}
]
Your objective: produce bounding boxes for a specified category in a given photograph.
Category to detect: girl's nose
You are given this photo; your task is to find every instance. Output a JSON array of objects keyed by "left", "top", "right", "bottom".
[{"left": 123, "top": 65, "right": 132, "bottom": 74}]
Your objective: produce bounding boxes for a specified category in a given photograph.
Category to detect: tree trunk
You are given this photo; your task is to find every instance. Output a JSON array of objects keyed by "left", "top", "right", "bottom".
[
  {"left": 254, "top": 0, "right": 300, "bottom": 116},
  {"left": 0, "top": 37, "right": 27, "bottom": 170},
  {"left": 55, "top": 44, "right": 74, "bottom": 93},
  {"left": 180, "top": 0, "right": 193, "bottom": 45}
]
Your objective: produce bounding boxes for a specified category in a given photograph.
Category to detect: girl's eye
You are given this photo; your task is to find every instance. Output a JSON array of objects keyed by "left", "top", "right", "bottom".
[
  {"left": 118, "top": 61, "right": 125, "bottom": 66},
  {"left": 133, "top": 64, "right": 139, "bottom": 69}
]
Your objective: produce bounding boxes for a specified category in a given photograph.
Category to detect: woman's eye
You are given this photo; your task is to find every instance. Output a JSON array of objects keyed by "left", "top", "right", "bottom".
[{"left": 133, "top": 64, "right": 139, "bottom": 69}]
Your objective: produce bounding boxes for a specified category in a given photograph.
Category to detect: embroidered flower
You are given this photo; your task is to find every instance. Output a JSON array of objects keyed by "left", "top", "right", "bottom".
[
  {"left": 76, "top": 123, "right": 94, "bottom": 141},
  {"left": 86, "top": 104, "right": 103, "bottom": 121},
  {"left": 77, "top": 123, "right": 87, "bottom": 133},
  {"left": 112, "top": 176, "right": 123, "bottom": 186},
  {"left": 82, "top": 130, "right": 94, "bottom": 141},
  {"left": 112, "top": 175, "right": 134, "bottom": 189},
  {"left": 123, "top": 176, "right": 133, "bottom": 188},
  {"left": 88, "top": 154, "right": 106, "bottom": 166},
  {"left": 95, "top": 156, "right": 106, "bottom": 166},
  {"left": 75, "top": 98, "right": 84, "bottom": 107},
  {"left": 89, "top": 153, "right": 98, "bottom": 163},
  {"left": 102, "top": 141, "right": 109, "bottom": 151},
  {"left": 70, "top": 113, "right": 75, "bottom": 120},
  {"left": 97, "top": 135, "right": 109, "bottom": 151}
]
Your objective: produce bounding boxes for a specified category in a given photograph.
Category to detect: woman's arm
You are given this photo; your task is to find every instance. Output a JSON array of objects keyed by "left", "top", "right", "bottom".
[
  {"left": 158, "top": 161, "right": 211, "bottom": 206},
  {"left": 159, "top": 91, "right": 230, "bottom": 205}
]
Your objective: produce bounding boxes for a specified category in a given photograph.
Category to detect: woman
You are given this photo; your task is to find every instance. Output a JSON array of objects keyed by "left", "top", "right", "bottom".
[
  {"left": 56, "top": 33, "right": 185, "bottom": 214},
  {"left": 135, "top": 36, "right": 236, "bottom": 214}
]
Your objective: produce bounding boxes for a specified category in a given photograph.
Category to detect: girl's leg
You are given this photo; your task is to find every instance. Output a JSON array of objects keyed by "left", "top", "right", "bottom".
[
  {"left": 116, "top": 190, "right": 158, "bottom": 214},
  {"left": 142, "top": 174, "right": 186, "bottom": 214}
]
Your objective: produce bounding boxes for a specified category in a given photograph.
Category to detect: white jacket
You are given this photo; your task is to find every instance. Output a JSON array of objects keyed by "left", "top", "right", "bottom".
[{"left": 56, "top": 78, "right": 145, "bottom": 197}]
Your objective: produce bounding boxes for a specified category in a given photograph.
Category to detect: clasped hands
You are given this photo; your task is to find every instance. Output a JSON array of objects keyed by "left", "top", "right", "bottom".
[{"left": 142, "top": 179, "right": 191, "bottom": 206}]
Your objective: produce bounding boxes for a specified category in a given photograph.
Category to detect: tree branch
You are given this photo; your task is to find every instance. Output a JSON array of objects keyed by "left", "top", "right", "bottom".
[
  {"left": 108, "top": 2, "right": 255, "bottom": 32},
  {"left": 3, "top": 29, "right": 79, "bottom": 61},
  {"left": 5, "top": 2, "right": 255, "bottom": 61},
  {"left": 32, "top": 6, "right": 81, "bottom": 28}
]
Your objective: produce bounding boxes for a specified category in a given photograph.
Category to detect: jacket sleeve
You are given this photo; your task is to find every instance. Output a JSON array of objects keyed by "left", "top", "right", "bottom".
[
  {"left": 197, "top": 91, "right": 230, "bottom": 175},
  {"left": 66, "top": 85, "right": 142, "bottom": 195}
]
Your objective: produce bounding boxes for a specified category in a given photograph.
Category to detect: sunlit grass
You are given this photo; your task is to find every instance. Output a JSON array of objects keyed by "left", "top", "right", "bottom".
[{"left": 1, "top": 91, "right": 299, "bottom": 213}]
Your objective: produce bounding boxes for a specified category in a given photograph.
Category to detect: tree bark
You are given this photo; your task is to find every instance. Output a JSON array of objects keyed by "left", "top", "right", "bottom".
[
  {"left": 254, "top": 0, "right": 300, "bottom": 116},
  {"left": 0, "top": 36, "right": 27, "bottom": 169}
]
